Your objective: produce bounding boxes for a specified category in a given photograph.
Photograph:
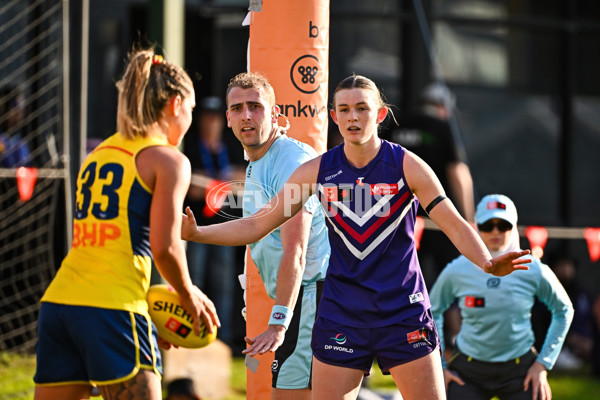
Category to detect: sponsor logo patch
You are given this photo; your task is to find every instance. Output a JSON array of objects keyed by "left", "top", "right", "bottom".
[
  {"left": 487, "top": 278, "right": 501, "bottom": 288},
  {"left": 330, "top": 333, "right": 347, "bottom": 345},
  {"left": 407, "top": 328, "right": 428, "bottom": 344},
  {"left": 409, "top": 292, "right": 425, "bottom": 304},
  {"left": 465, "top": 296, "right": 485, "bottom": 308},
  {"left": 165, "top": 317, "right": 191, "bottom": 338},
  {"left": 324, "top": 170, "right": 343, "bottom": 181},
  {"left": 370, "top": 183, "right": 399, "bottom": 196},
  {"left": 272, "top": 312, "right": 285, "bottom": 320},
  {"left": 322, "top": 186, "right": 353, "bottom": 202},
  {"left": 487, "top": 201, "right": 506, "bottom": 210},
  {"left": 325, "top": 333, "right": 353, "bottom": 353}
]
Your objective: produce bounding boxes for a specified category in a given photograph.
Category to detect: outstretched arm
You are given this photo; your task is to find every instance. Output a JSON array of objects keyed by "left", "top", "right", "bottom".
[
  {"left": 404, "top": 150, "right": 530, "bottom": 276},
  {"left": 182, "top": 157, "right": 320, "bottom": 246}
]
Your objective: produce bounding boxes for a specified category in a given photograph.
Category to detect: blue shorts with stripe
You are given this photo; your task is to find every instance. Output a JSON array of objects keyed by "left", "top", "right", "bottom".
[
  {"left": 311, "top": 309, "right": 439, "bottom": 375},
  {"left": 34, "top": 302, "right": 162, "bottom": 386}
]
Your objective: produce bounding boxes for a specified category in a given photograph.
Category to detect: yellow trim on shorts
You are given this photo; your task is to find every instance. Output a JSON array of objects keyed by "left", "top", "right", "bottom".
[
  {"left": 145, "top": 312, "right": 161, "bottom": 379},
  {"left": 90, "top": 311, "right": 143, "bottom": 386},
  {"left": 36, "top": 312, "right": 161, "bottom": 388},
  {"left": 87, "top": 311, "right": 162, "bottom": 386},
  {"left": 35, "top": 380, "right": 91, "bottom": 387}
]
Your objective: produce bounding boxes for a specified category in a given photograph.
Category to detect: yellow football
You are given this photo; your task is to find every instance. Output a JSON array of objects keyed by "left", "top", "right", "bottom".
[{"left": 147, "top": 284, "right": 217, "bottom": 348}]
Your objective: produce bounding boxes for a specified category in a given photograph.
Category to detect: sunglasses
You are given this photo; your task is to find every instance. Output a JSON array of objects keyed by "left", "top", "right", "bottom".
[{"left": 477, "top": 219, "right": 513, "bottom": 233}]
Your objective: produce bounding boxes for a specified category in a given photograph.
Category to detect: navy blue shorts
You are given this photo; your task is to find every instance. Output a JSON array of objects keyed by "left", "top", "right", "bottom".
[
  {"left": 311, "top": 309, "right": 439, "bottom": 375},
  {"left": 34, "top": 303, "right": 162, "bottom": 386}
]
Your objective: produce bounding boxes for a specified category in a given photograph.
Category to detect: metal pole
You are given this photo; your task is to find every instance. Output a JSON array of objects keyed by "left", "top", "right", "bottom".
[
  {"left": 410, "top": 0, "right": 468, "bottom": 159},
  {"left": 62, "top": 0, "right": 72, "bottom": 247},
  {"left": 163, "top": 0, "right": 185, "bottom": 67},
  {"left": 80, "top": 0, "right": 89, "bottom": 163}
]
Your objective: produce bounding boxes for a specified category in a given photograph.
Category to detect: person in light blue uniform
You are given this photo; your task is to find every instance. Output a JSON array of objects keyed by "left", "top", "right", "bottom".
[
  {"left": 430, "top": 194, "right": 574, "bottom": 400},
  {"left": 243, "top": 133, "right": 330, "bottom": 300},
  {"left": 186, "top": 72, "right": 330, "bottom": 399}
]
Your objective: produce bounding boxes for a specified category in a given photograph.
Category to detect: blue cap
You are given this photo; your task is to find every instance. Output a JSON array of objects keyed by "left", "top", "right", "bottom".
[
  {"left": 475, "top": 194, "right": 518, "bottom": 226},
  {"left": 199, "top": 96, "right": 223, "bottom": 112}
]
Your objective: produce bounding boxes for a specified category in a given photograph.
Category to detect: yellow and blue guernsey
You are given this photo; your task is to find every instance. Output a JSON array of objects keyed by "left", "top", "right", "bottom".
[{"left": 42, "top": 132, "right": 171, "bottom": 316}]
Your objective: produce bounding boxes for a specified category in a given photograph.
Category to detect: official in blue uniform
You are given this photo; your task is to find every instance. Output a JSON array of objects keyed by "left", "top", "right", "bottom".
[{"left": 430, "top": 194, "right": 574, "bottom": 400}]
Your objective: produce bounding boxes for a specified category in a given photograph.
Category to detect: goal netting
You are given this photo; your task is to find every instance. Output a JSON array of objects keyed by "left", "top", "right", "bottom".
[{"left": 0, "top": 0, "right": 68, "bottom": 353}]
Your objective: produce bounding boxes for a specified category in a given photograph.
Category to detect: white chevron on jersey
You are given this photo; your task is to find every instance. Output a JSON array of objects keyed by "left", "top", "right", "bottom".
[
  {"left": 318, "top": 179, "right": 405, "bottom": 227},
  {"left": 324, "top": 196, "right": 415, "bottom": 260}
]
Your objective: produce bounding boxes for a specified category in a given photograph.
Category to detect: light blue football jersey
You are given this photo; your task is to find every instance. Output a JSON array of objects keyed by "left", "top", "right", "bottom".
[
  {"left": 430, "top": 255, "right": 573, "bottom": 370},
  {"left": 243, "top": 135, "right": 330, "bottom": 299}
]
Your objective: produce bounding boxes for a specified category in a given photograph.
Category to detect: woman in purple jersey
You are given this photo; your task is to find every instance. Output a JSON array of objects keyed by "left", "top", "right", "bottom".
[{"left": 182, "top": 75, "right": 530, "bottom": 400}]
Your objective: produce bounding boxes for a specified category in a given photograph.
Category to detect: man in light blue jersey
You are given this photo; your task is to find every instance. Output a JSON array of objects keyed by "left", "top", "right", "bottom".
[
  {"left": 430, "top": 194, "right": 573, "bottom": 400},
  {"left": 186, "top": 72, "right": 329, "bottom": 400}
]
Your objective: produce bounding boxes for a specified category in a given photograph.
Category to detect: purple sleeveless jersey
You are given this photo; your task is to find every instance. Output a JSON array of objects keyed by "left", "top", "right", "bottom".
[{"left": 316, "top": 140, "right": 430, "bottom": 327}]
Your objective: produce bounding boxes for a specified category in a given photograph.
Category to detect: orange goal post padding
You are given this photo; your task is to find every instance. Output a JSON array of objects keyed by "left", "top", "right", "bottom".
[{"left": 245, "top": 1, "right": 329, "bottom": 398}]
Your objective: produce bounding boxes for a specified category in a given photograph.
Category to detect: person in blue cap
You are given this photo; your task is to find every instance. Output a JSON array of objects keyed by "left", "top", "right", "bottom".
[{"left": 430, "top": 194, "right": 574, "bottom": 400}]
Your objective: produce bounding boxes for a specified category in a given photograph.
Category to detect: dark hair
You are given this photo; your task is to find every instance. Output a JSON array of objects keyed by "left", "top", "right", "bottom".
[{"left": 116, "top": 49, "right": 193, "bottom": 139}]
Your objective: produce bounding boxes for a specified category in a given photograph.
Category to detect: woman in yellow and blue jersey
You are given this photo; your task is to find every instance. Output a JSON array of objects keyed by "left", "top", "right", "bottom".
[{"left": 33, "top": 48, "right": 220, "bottom": 400}]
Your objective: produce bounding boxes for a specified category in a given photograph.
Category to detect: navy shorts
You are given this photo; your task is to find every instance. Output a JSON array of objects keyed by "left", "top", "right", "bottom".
[
  {"left": 311, "top": 309, "right": 439, "bottom": 374},
  {"left": 34, "top": 303, "right": 162, "bottom": 386}
]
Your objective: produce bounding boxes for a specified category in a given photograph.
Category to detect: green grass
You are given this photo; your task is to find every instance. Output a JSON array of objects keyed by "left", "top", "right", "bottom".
[
  {"left": 224, "top": 356, "right": 246, "bottom": 400},
  {"left": 365, "top": 362, "right": 600, "bottom": 400},
  {"left": 0, "top": 351, "right": 37, "bottom": 400},
  {"left": 3, "top": 352, "right": 600, "bottom": 400},
  {"left": 0, "top": 351, "right": 246, "bottom": 400}
]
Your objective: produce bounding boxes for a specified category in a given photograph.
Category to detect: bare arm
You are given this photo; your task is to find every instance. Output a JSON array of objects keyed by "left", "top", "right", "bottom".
[
  {"left": 138, "top": 146, "right": 220, "bottom": 334},
  {"left": 242, "top": 208, "right": 313, "bottom": 356},
  {"left": 446, "top": 161, "right": 475, "bottom": 223},
  {"left": 404, "top": 150, "right": 530, "bottom": 276},
  {"left": 182, "top": 156, "right": 321, "bottom": 246}
]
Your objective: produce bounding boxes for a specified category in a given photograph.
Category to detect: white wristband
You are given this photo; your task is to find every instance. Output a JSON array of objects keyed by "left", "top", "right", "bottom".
[{"left": 268, "top": 305, "right": 293, "bottom": 330}]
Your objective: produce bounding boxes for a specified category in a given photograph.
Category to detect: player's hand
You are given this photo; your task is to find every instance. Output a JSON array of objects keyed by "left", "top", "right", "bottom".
[
  {"left": 242, "top": 325, "right": 286, "bottom": 357},
  {"left": 523, "top": 361, "right": 551, "bottom": 400},
  {"left": 443, "top": 368, "right": 465, "bottom": 391},
  {"left": 179, "top": 286, "right": 221, "bottom": 336},
  {"left": 483, "top": 250, "right": 531, "bottom": 276},
  {"left": 192, "top": 285, "right": 221, "bottom": 334},
  {"left": 181, "top": 206, "right": 199, "bottom": 242},
  {"left": 157, "top": 336, "right": 179, "bottom": 350}
]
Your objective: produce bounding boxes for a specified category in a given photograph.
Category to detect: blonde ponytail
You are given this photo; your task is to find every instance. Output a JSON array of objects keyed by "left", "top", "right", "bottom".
[{"left": 116, "top": 49, "right": 193, "bottom": 139}]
